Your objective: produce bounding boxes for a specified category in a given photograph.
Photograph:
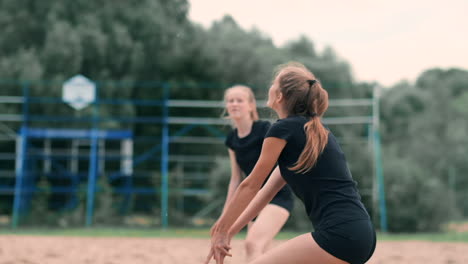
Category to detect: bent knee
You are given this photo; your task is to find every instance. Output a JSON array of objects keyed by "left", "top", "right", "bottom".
[{"left": 245, "top": 237, "right": 268, "bottom": 253}]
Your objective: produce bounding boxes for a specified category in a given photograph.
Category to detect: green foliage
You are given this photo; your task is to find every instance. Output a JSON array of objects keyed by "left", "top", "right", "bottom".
[
  {"left": 0, "top": 0, "right": 191, "bottom": 81},
  {"left": 3, "top": 0, "right": 467, "bottom": 233},
  {"left": 383, "top": 149, "right": 458, "bottom": 232},
  {"left": 380, "top": 68, "right": 468, "bottom": 231}
]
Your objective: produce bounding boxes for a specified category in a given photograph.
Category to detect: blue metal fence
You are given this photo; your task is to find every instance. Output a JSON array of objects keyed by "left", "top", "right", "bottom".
[{"left": 0, "top": 79, "right": 387, "bottom": 231}]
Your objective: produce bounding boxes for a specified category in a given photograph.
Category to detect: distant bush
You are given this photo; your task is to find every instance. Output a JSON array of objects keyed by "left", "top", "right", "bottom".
[{"left": 383, "top": 151, "right": 459, "bottom": 232}]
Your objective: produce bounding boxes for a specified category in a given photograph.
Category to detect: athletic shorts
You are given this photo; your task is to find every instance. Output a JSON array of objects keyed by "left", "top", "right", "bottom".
[
  {"left": 269, "top": 186, "right": 294, "bottom": 213},
  {"left": 312, "top": 219, "right": 376, "bottom": 264}
]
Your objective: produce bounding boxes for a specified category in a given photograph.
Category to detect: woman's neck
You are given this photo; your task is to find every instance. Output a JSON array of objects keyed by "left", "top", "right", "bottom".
[
  {"left": 276, "top": 107, "right": 288, "bottom": 119},
  {"left": 234, "top": 118, "right": 254, "bottom": 138}
]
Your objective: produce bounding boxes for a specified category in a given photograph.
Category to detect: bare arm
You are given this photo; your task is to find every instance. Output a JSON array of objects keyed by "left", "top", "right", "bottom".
[
  {"left": 213, "top": 137, "right": 287, "bottom": 233},
  {"left": 228, "top": 166, "right": 286, "bottom": 238},
  {"left": 222, "top": 149, "right": 243, "bottom": 213},
  {"left": 206, "top": 137, "right": 287, "bottom": 264}
]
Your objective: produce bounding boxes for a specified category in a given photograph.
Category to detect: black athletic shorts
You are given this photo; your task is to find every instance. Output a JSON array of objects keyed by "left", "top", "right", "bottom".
[
  {"left": 312, "top": 219, "right": 376, "bottom": 264},
  {"left": 269, "top": 186, "right": 294, "bottom": 213}
]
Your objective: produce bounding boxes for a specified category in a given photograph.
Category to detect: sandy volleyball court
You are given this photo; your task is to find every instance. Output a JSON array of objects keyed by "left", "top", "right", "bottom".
[{"left": 1, "top": 236, "right": 468, "bottom": 264}]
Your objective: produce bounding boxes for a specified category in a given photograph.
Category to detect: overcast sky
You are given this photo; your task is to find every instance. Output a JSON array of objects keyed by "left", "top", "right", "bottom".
[{"left": 188, "top": 0, "right": 468, "bottom": 86}]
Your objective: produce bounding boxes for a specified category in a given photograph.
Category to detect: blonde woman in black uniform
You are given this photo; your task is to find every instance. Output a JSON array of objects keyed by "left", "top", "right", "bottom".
[
  {"left": 220, "top": 85, "right": 294, "bottom": 261},
  {"left": 206, "top": 64, "right": 376, "bottom": 264}
]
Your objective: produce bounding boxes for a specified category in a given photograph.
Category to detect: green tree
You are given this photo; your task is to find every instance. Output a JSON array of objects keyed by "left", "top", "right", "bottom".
[{"left": 380, "top": 68, "right": 468, "bottom": 231}]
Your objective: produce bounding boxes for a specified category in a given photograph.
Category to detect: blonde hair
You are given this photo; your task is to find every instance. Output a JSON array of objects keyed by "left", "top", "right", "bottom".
[
  {"left": 222, "top": 85, "right": 259, "bottom": 126},
  {"left": 274, "top": 62, "right": 329, "bottom": 173}
]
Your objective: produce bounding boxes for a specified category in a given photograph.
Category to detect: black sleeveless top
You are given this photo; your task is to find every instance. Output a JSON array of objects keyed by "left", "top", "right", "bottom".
[
  {"left": 265, "top": 116, "right": 370, "bottom": 229},
  {"left": 225, "top": 120, "right": 292, "bottom": 195},
  {"left": 225, "top": 120, "right": 271, "bottom": 176}
]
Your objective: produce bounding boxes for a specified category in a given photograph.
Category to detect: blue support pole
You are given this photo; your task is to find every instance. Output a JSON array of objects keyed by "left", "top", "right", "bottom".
[
  {"left": 161, "top": 83, "right": 170, "bottom": 229},
  {"left": 86, "top": 130, "right": 99, "bottom": 226},
  {"left": 12, "top": 127, "right": 28, "bottom": 228},
  {"left": 373, "top": 86, "right": 388, "bottom": 232},
  {"left": 12, "top": 82, "right": 30, "bottom": 228},
  {"left": 373, "top": 129, "right": 388, "bottom": 231},
  {"left": 86, "top": 82, "right": 100, "bottom": 227}
]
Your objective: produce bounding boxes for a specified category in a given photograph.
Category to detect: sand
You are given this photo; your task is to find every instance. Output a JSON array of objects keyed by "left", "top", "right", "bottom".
[{"left": 0, "top": 236, "right": 467, "bottom": 264}]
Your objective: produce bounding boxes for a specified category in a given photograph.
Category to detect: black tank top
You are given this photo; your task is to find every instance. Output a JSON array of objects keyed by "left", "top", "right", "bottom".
[
  {"left": 225, "top": 120, "right": 292, "bottom": 196},
  {"left": 265, "top": 116, "right": 370, "bottom": 229},
  {"left": 225, "top": 120, "right": 271, "bottom": 176}
]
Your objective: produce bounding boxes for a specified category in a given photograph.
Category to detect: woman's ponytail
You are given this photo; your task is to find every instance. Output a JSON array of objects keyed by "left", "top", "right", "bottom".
[{"left": 291, "top": 85, "right": 329, "bottom": 173}]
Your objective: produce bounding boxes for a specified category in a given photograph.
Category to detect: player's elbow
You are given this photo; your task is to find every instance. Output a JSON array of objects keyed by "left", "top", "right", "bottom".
[{"left": 237, "top": 177, "right": 261, "bottom": 194}]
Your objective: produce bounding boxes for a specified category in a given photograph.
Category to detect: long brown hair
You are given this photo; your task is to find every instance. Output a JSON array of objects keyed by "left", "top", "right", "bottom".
[
  {"left": 222, "top": 85, "right": 259, "bottom": 127},
  {"left": 274, "top": 62, "right": 329, "bottom": 173}
]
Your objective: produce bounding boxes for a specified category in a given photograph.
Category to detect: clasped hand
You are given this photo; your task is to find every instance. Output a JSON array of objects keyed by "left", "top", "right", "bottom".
[{"left": 204, "top": 223, "right": 232, "bottom": 264}]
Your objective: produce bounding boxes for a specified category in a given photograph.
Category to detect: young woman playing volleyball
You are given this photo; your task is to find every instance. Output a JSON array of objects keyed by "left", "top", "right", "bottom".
[
  {"left": 219, "top": 85, "right": 294, "bottom": 261},
  {"left": 206, "top": 63, "right": 376, "bottom": 264}
]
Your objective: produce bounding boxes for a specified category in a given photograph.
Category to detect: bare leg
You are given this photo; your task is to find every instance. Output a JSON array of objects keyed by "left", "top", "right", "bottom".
[
  {"left": 249, "top": 233, "right": 348, "bottom": 264},
  {"left": 245, "top": 204, "right": 290, "bottom": 262}
]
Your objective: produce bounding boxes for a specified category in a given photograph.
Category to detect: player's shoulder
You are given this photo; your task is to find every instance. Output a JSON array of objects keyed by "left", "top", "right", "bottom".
[
  {"left": 252, "top": 120, "right": 271, "bottom": 133},
  {"left": 225, "top": 127, "right": 237, "bottom": 144},
  {"left": 273, "top": 115, "right": 307, "bottom": 127},
  {"left": 255, "top": 119, "right": 271, "bottom": 128}
]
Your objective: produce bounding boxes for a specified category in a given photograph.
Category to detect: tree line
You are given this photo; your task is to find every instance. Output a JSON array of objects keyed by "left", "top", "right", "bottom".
[{"left": 1, "top": 0, "right": 467, "bottom": 232}]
